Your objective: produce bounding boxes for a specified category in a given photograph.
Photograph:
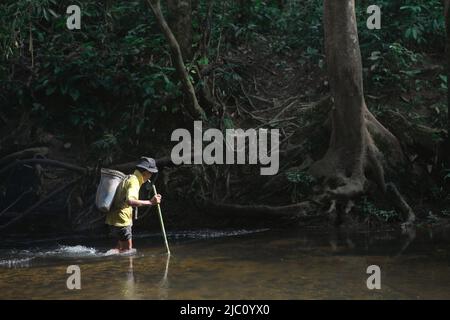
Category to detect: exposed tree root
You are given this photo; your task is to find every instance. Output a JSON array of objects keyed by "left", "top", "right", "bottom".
[
  {"left": 364, "top": 108, "right": 405, "bottom": 165},
  {"left": 308, "top": 105, "right": 416, "bottom": 224},
  {"left": 199, "top": 198, "right": 323, "bottom": 220},
  {"left": 379, "top": 110, "right": 447, "bottom": 153},
  {"left": 386, "top": 182, "right": 416, "bottom": 225},
  {"left": 309, "top": 105, "right": 402, "bottom": 198}
]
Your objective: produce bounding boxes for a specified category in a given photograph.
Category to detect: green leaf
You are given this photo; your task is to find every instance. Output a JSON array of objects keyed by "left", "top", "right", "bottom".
[
  {"left": 445, "top": 172, "right": 450, "bottom": 180},
  {"left": 223, "top": 117, "right": 234, "bottom": 130},
  {"left": 48, "top": 8, "right": 59, "bottom": 18},
  {"left": 69, "top": 89, "right": 80, "bottom": 101},
  {"left": 412, "top": 27, "right": 418, "bottom": 40},
  {"left": 43, "top": 9, "right": 49, "bottom": 21},
  {"left": 198, "top": 56, "right": 209, "bottom": 65},
  {"left": 405, "top": 28, "right": 412, "bottom": 39}
]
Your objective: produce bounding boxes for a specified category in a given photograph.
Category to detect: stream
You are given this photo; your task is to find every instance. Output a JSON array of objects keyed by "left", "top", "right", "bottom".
[{"left": 0, "top": 227, "right": 449, "bottom": 299}]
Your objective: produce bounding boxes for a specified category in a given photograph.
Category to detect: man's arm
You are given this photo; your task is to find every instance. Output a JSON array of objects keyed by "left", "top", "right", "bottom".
[{"left": 127, "top": 194, "right": 162, "bottom": 207}]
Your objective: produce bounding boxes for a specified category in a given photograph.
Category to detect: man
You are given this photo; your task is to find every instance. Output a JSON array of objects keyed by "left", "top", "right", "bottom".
[{"left": 106, "top": 157, "right": 162, "bottom": 252}]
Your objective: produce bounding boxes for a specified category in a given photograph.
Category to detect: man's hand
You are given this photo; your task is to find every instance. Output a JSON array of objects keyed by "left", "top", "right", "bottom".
[{"left": 150, "top": 194, "right": 162, "bottom": 205}]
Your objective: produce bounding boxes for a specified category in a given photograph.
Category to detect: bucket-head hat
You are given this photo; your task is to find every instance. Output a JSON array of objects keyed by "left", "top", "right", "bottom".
[{"left": 136, "top": 157, "right": 158, "bottom": 173}]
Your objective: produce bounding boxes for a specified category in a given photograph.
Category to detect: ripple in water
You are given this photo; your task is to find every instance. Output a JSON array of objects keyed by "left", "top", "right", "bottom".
[
  {"left": 0, "top": 230, "right": 269, "bottom": 269},
  {"left": 0, "top": 257, "right": 34, "bottom": 269},
  {"left": 3, "top": 245, "right": 100, "bottom": 261},
  {"left": 35, "top": 245, "right": 99, "bottom": 257},
  {"left": 166, "top": 228, "right": 270, "bottom": 239}
]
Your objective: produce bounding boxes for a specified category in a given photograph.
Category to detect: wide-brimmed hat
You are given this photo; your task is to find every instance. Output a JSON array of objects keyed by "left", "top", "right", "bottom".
[{"left": 136, "top": 157, "right": 158, "bottom": 173}]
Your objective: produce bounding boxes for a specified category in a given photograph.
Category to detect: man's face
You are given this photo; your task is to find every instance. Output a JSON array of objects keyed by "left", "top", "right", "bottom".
[{"left": 143, "top": 171, "right": 152, "bottom": 182}]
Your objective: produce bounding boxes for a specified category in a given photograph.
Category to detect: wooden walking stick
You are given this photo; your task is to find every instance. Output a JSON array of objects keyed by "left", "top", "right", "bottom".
[{"left": 152, "top": 184, "right": 171, "bottom": 255}]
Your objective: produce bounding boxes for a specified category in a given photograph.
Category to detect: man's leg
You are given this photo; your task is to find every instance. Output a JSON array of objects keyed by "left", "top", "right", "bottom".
[
  {"left": 118, "top": 240, "right": 131, "bottom": 251},
  {"left": 118, "top": 240, "right": 132, "bottom": 251},
  {"left": 119, "top": 226, "right": 132, "bottom": 252},
  {"left": 109, "top": 226, "right": 122, "bottom": 252}
]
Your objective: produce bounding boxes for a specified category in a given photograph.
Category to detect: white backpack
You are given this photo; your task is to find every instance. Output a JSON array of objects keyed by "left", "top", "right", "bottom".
[{"left": 95, "top": 169, "right": 131, "bottom": 213}]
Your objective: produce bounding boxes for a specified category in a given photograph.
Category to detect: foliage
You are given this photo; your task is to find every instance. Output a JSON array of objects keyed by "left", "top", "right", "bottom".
[
  {"left": 444, "top": 169, "right": 450, "bottom": 181},
  {"left": 0, "top": 0, "right": 182, "bottom": 161},
  {"left": 286, "top": 168, "right": 316, "bottom": 201},
  {"left": 91, "top": 132, "right": 120, "bottom": 165},
  {"left": 216, "top": 0, "right": 446, "bottom": 94},
  {"left": 0, "top": 0, "right": 447, "bottom": 165},
  {"left": 366, "top": 43, "right": 422, "bottom": 92}
]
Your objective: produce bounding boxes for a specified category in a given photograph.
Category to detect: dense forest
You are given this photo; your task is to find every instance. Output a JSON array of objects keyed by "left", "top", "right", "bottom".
[{"left": 0, "top": 0, "right": 449, "bottom": 235}]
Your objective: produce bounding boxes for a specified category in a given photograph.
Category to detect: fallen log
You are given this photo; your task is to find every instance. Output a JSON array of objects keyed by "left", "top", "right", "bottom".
[
  {"left": 0, "top": 147, "right": 49, "bottom": 167},
  {"left": 0, "top": 177, "right": 81, "bottom": 231},
  {"left": 0, "top": 158, "right": 87, "bottom": 176}
]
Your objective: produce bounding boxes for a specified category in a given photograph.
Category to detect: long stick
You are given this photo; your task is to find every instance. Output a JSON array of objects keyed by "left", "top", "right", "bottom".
[{"left": 152, "top": 184, "right": 171, "bottom": 255}]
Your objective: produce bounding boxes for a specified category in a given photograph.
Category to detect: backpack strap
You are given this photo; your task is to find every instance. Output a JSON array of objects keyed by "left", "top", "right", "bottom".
[
  {"left": 124, "top": 174, "right": 139, "bottom": 221},
  {"left": 124, "top": 174, "right": 139, "bottom": 220},
  {"left": 110, "top": 174, "right": 134, "bottom": 211}
]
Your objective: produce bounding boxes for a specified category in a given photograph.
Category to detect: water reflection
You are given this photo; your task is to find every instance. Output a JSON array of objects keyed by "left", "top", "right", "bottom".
[
  {"left": 397, "top": 224, "right": 416, "bottom": 257},
  {"left": 118, "top": 253, "right": 171, "bottom": 300},
  {"left": 158, "top": 254, "right": 170, "bottom": 300},
  {"left": 122, "top": 256, "right": 136, "bottom": 299}
]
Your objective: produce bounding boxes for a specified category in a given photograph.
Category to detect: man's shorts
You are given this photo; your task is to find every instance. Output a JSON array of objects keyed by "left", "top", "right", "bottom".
[{"left": 109, "top": 225, "right": 132, "bottom": 241}]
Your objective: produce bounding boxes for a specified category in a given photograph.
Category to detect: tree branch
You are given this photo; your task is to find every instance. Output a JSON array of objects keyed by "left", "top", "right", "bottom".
[
  {"left": 0, "top": 147, "right": 49, "bottom": 167},
  {"left": 147, "top": 0, "right": 206, "bottom": 120},
  {"left": 0, "top": 158, "right": 87, "bottom": 176}
]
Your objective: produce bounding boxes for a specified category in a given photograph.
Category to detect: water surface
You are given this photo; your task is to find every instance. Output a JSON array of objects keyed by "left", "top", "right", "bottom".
[{"left": 0, "top": 227, "right": 449, "bottom": 299}]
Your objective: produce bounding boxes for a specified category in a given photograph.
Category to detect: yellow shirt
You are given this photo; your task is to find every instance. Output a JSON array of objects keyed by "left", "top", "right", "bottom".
[{"left": 105, "top": 170, "right": 145, "bottom": 227}]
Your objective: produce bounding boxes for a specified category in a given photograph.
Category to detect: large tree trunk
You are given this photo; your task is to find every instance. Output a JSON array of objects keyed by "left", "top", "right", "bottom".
[
  {"left": 310, "top": 0, "right": 404, "bottom": 198},
  {"left": 167, "top": 0, "right": 193, "bottom": 60},
  {"left": 147, "top": 0, "right": 206, "bottom": 120}
]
